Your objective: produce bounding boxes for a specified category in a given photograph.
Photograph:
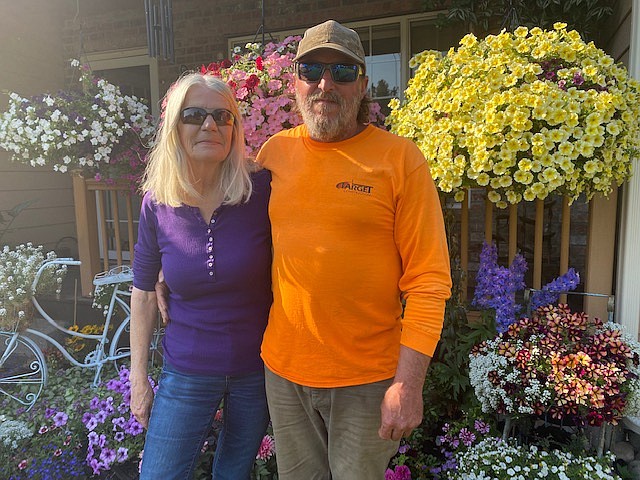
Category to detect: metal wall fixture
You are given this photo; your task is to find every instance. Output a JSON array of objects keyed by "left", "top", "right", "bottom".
[{"left": 144, "top": 0, "right": 175, "bottom": 63}]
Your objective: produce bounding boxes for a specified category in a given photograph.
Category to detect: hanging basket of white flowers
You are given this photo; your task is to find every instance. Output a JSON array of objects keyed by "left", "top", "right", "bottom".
[{"left": 0, "top": 60, "right": 156, "bottom": 190}]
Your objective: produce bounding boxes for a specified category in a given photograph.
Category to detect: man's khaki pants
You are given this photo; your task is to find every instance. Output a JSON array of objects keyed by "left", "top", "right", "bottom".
[{"left": 265, "top": 368, "right": 400, "bottom": 480}]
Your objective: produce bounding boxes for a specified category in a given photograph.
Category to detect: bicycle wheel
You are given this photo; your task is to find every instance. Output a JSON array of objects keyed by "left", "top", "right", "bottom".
[
  {"left": 111, "top": 316, "right": 165, "bottom": 374},
  {"left": 0, "top": 332, "right": 48, "bottom": 411}
]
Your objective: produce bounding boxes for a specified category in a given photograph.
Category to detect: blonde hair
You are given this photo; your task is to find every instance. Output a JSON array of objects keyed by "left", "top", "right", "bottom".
[{"left": 141, "top": 73, "right": 251, "bottom": 206}]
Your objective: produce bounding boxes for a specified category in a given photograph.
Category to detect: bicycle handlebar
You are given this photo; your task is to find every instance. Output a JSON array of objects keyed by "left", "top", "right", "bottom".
[{"left": 30, "top": 258, "right": 82, "bottom": 293}]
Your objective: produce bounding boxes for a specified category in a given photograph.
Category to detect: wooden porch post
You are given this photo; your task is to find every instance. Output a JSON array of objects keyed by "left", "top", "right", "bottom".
[
  {"left": 584, "top": 189, "right": 618, "bottom": 322},
  {"left": 72, "top": 174, "right": 100, "bottom": 296}
]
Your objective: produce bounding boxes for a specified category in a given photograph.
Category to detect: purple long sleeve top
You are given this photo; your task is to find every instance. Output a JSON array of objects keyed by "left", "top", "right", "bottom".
[{"left": 133, "top": 169, "right": 272, "bottom": 376}]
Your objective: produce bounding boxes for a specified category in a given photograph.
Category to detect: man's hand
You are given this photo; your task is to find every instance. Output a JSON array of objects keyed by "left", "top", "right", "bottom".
[
  {"left": 378, "top": 345, "right": 431, "bottom": 441},
  {"left": 154, "top": 270, "right": 170, "bottom": 325},
  {"left": 378, "top": 381, "right": 423, "bottom": 441}
]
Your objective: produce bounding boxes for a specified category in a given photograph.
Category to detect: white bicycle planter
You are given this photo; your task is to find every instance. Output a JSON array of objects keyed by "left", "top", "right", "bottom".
[{"left": 0, "top": 259, "right": 164, "bottom": 411}]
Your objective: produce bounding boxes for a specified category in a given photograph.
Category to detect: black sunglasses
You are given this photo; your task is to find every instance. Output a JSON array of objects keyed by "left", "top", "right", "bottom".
[
  {"left": 180, "top": 107, "right": 235, "bottom": 127},
  {"left": 296, "top": 62, "right": 364, "bottom": 83}
]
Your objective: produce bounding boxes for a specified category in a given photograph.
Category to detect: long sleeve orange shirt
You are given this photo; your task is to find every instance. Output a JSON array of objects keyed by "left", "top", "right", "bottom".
[{"left": 257, "top": 124, "right": 452, "bottom": 387}]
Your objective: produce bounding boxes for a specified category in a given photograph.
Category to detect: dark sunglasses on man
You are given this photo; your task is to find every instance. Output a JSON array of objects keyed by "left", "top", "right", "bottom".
[
  {"left": 296, "top": 62, "right": 364, "bottom": 83},
  {"left": 180, "top": 107, "right": 235, "bottom": 127}
]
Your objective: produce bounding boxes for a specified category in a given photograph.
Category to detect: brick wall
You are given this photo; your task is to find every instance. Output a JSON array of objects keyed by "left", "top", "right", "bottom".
[{"left": 61, "top": 0, "right": 426, "bottom": 97}]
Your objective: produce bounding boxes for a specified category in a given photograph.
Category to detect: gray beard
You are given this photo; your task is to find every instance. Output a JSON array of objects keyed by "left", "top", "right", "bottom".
[{"left": 296, "top": 91, "right": 362, "bottom": 142}]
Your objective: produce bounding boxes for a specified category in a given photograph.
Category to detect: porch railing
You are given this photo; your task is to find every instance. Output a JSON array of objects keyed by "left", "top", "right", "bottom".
[
  {"left": 453, "top": 188, "right": 617, "bottom": 322},
  {"left": 72, "top": 175, "right": 140, "bottom": 296},
  {"left": 71, "top": 176, "right": 618, "bottom": 324}
]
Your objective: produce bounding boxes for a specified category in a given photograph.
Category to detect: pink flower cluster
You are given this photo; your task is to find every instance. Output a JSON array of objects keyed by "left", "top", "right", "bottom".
[
  {"left": 202, "top": 36, "right": 303, "bottom": 157},
  {"left": 385, "top": 464, "right": 412, "bottom": 480}
]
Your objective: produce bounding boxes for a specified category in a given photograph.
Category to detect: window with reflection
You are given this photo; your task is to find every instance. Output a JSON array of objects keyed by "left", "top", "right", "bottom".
[{"left": 356, "top": 23, "right": 401, "bottom": 117}]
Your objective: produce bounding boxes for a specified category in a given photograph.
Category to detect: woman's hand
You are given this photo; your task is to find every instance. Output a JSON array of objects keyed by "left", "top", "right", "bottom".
[{"left": 130, "top": 374, "right": 154, "bottom": 429}]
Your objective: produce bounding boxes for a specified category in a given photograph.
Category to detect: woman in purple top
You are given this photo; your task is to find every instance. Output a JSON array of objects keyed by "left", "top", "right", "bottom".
[{"left": 130, "top": 72, "right": 272, "bottom": 480}]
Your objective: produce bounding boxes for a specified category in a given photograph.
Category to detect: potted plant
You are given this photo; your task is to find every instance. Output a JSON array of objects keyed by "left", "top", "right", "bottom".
[
  {"left": 386, "top": 23, "right": 640, "bottom": 208},
  {"left": 469, "top": 303, "right": 640, "bottom": 427},
  {"left": 0, "top": 60, "right": 156, "bottom": 190},
  {"left": 448, "top": 437, "right": 621, "bottom": 479}
]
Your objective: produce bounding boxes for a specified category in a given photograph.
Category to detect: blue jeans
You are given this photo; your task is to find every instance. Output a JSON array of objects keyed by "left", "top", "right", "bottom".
[{"left": 140, "top": 364, "right": 269, "bottom": 480}]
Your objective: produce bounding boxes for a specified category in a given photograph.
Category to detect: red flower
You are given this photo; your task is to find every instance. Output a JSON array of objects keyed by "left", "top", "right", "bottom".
[
  {"left": 256, "top": 56, "right": 264, "bottom": 71},
  {"left": 200, "top": 62, "right": 221, "bottom": 75},
  {"left": 245, "top": 74, "right": 260, "bottom": 90}
]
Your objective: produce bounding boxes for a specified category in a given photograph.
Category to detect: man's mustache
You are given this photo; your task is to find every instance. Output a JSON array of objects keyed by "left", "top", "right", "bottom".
[{"left": 307, "top": 93, "right": 344, "bottom": 105}]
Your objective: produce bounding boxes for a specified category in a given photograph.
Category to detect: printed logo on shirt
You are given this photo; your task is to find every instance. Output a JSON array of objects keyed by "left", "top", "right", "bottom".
[{"left": 336, "top": 180, "right": 373, "bottom": 195}]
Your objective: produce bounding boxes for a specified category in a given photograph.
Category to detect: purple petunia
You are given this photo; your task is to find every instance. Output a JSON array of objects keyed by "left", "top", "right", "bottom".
[
  {"left": 474, "top": 419, "right": 490, "bottom": 434},
  {"left": 53, "top": 411, "right": 69, "bottom": 427},
  {"left": 116, "top": 447, "right": 129, "bottom": 463},
  {"left": 385, "top": 465, "right": 412, "bottom": 480},
  {"left": 398, "top": 443, "right": 410, "bottom": 454},
  {"left": 458, "top": 428, "right": 476, "bottom": 447},
  {"left": 100, "top": 448, "right": 117, "bottom": 464}
]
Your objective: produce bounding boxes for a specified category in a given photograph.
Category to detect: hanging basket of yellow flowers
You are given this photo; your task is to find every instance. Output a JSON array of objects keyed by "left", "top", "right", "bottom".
[{"left": 387, "top": 23, "right": 640, "bottom": 208}]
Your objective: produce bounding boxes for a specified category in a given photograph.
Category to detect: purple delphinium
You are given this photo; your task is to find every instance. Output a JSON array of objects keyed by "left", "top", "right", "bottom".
[
  {"left": 473, "top": 242, "right": 582, "bottom": 331},
  {"left": 531, "top": 268, "right": 580, "bottom": 310},
  {"left": 472, "top": 242, "right": 527, "bottom": 332}
]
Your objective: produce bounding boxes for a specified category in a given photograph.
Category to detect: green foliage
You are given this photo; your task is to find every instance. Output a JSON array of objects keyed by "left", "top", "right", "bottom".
[
  {"left": 424, "top": 0, "right": 615, "bottom": 40},
  {"left": 423, "top": 302, "right": 495, "bottom": 418},
  {"left": 423, "top": 206, "right": 496, "bottom": 420}
]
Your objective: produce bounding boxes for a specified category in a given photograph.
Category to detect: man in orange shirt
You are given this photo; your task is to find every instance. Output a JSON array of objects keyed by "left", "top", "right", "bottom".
[{"left": 256, "top": 19, "right": 452, "bottom": 479}]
